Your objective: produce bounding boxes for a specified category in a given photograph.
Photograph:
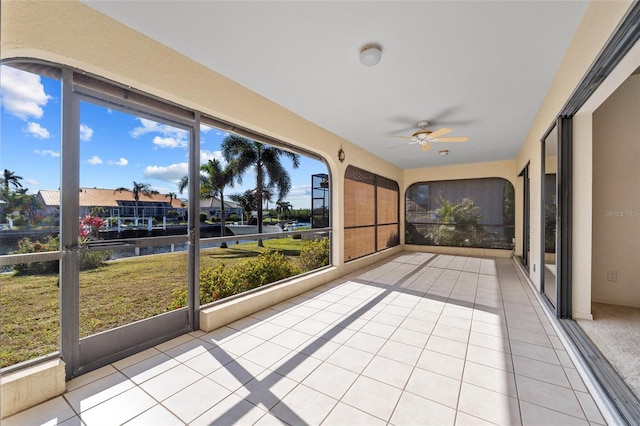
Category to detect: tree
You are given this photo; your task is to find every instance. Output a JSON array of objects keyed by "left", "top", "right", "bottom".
[
  {"left": 177, "top": 176, "right": 189, "bottom": 195},
  {"left": 1, "top": 169, "right": 24, "bottom": 193},
  {"left": 428, "top": 193, "right": 483, "bottom": 247},
  {"left": 165, "top": 191, "right": 178, "bottom": 220},
  {"left": 1, "top": 170, "right": 26, "bottom": 223},
  {"left": 276, "top": 200, "right": 292, "bottom": 220},
  {"left": 222, "top": 135, "right": 300, "bottom": 246},
  {"left": 228, "top": 188, "right": 273, "bottom": 224},
  {"left": 114, "top": 181, "right": 158, "bottom": 220},
  {"left": 229, "top": 190, "right": 256, "bottom": 224},
  {"left": 200, "top": 159, "right": 235, "bottom": 247}
]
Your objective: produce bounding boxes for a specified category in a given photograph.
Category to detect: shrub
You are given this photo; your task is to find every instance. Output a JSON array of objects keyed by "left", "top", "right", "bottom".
[
  {"left": 299, "top": 237, "right": 330, "bottom": 271},
  {"left": 79, "top": 249, "right": 111, "bottom": 270},
  {"left": 10, "top": 215, "right": 26, "bottom": 227},
  {"left": 12, "top": 236, "right": 59, "bottom": 275},
  {"left": 227, "top": 250, "right": 301, "bottom": 291},
  {"left": 168, "top": 249, "right": 301, "bottom": 309},
  {"left": 199, "top": 212, "right": 208, "bottom": 223},
  {"left": 427, "top": 195, "right": 484, "bottom": 247},
  {"left": 12, "top": 235, "right": 110, "bottom": 275}
]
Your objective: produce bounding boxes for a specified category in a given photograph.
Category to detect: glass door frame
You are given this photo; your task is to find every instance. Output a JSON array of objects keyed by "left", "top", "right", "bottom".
[
  {"left": 540, "top": 116, "right": 572, "bottom": 318},
  {"left": 519, "top": 163, "right": 530, "bottom": 269},
  {"left": 60, "top": 70, "right": 200, "bottom": 379}
]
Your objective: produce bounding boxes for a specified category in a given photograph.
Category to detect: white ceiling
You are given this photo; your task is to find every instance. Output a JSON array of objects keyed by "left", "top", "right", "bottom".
[{"left": 83, "top": 1, "right": 588, "bottom": 170}]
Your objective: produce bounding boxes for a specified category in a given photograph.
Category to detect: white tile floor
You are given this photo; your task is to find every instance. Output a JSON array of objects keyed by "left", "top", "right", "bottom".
[{"left": 4, "top": 252, "right": 607, "bottom": 425}]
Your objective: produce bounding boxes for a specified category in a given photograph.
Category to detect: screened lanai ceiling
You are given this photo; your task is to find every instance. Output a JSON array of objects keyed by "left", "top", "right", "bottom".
[{"left": 83, "top": 1, "right": 588, "bottom": 170}]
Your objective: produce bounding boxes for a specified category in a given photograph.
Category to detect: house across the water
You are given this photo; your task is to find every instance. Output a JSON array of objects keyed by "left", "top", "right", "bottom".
[{"left": 37, "top": 187, "right": 185, "bottom": 220}]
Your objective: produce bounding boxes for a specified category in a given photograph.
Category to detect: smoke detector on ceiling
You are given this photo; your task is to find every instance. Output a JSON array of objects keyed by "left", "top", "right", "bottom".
[{"left": 360, "top": 44, "right": 382, "bottom": 66}]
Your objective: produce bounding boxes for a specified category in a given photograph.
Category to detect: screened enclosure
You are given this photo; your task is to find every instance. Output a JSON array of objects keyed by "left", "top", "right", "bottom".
[{"left": 405, "top": 178, "right": 515, "bottom": 249}]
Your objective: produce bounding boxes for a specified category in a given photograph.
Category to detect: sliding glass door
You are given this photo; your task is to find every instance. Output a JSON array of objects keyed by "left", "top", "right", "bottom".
[{"left": 541, "top": 117, "right": 572, "bottom": 317}]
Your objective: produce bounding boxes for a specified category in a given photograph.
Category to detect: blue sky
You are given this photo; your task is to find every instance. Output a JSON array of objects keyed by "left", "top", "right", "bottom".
[{"left": 0, "top": 65, "right": 327, "bottom": 209}]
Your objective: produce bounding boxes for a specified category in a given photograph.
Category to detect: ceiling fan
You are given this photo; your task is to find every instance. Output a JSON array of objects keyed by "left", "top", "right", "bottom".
[{"left": 387, "top": 120, "right": 469, "bottom": 151}]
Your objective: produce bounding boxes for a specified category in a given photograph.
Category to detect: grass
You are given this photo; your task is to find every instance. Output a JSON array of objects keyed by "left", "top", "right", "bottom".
[{"left": 0, "top": 237, "right": 305, "bottom": 368}]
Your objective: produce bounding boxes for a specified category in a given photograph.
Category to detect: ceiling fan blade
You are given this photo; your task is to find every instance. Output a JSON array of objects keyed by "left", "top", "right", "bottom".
[
  {"left": 386, "top": 142, "right": 411, "bottom": 149},
  {"left": 433, "top": 136, "right": 469, "bottom": 142},
  {"left": 428, "top": 128, "right": 452, "bottom": 139},
  {"left": 421, "top": 142, "right": 432, "bottom": 151}
]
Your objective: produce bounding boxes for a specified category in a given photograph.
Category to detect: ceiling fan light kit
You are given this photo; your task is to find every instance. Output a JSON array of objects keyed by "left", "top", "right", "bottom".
[
  {"left": 359, "top": 44, "right": 382, "bottom": 66},
  {"left": 387, "top": 119, "right": 469, "bottom": 153}
]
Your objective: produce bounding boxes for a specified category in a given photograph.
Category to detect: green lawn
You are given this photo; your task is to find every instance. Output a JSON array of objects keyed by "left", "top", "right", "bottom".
[{"left": 0, "top": 237, "right": 305, "bottom": 367}]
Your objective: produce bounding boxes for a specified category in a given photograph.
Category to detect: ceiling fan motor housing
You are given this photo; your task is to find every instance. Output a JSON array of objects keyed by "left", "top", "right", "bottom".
[{"left": 411, "top": 130, "right": 432, "bottom": 142}]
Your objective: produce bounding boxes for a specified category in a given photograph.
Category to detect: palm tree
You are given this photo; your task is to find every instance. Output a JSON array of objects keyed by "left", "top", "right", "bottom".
[
  {"left": 114, "top": 181, "right": 158, "bottom": 220},
  {"left": 200, "top": 159, "right": 235, "bottom": 247},
  {"left": 165, "top": 191, "right": 177, "bottom": 218},
  {"left": 1, "top": 169, "right": 24, "bottom": 193},
  {"left": 276, "top": 200, "right": 292, "bottom": 221},
  {"left": 229, "top": 190, "right": 256, "bottom": 224},
  {"left": 222, "top": 135, "right": 300, "bottom": 246},
  {"left": 177, "top": 176, "right": 189, "bottom": 195}
]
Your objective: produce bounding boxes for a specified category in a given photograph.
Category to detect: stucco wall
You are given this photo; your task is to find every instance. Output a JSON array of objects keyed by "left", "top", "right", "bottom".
[
  {"left": 592, "top": 74, "right": 640, "bottom": 307},
  {"left": 514, "top": 1, "right": 634, "bottom": 292},
  {"left": 1, "top": 0, "right": 636, "bottom": 315},
  {"left": 0, "top": 0, "right": 404, "bottom": 267}
]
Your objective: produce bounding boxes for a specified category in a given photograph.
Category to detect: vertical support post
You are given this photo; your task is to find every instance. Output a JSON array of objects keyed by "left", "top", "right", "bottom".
[
  {"left": 60, "top": 68, "right": 80, "bottom": 380},
  {"left": 540, "top": 129, "right": 548, "bottom": 303},
  {"left": 188, "top": 114, "right": 201, "bottom": 330},
  {"left": 558, "top": 116, "right": 573, "bottom": 318}
]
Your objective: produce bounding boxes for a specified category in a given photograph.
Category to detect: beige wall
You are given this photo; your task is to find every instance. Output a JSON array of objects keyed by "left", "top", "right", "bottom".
[
  {"left": 1, "top": 0, "right": 635, "bottom": 303},
  {"left": 514, "top": 1, "right": 634, "bottom": 293},
  {"left": 0, "top": 0, "right": 404, "bottom": 267},
  {"left": 591, "top": 74, "right": 640, "bottom": 307}
]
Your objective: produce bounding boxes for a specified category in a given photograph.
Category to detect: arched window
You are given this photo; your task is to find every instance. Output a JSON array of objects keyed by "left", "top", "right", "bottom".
[{"left": 405, "top": 178, "right": 515, "bottom": 249}]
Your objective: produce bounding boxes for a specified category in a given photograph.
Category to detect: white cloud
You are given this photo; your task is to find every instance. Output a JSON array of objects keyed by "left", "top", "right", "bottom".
[
  {"left": 153, "top": 136, "right": 187, "bottom": 149},
  {"left": 26, "top": 178, "right": 39, "bottom": 186},
  {"left": 108, "top": 157, "right": 128, "bottom": 166},
  {"left": 130, "top": 118, "right": 163, "bottom": 137},
  {"left": 24, "top": 122, "right": 51, "bottom": 139},
  {"left": 287, "top": 185, "right": 312, "bottom": 198},
  {"left": 35, "top": 149, "right": 60, "bottom": 158},
  {"left": 0, "top": 66, "right": 51, "bottom": 120},
  {"left": 143, "top": 162, "right": 188, "bottom": 182},
  {"left": 200, "top": 150, "right": 225, "bottom": 164},
  {"left": 80, "top": 124, "right": 94, "bottom": 141},
  {"left": 275, "top": 185, "right": 312, "bottom": 210},
  {"left": 87, "top": 156, "right": 103, "bottom": 165},
  {"left": 131, "top": 118, "right": 189, "bottom": 148}
]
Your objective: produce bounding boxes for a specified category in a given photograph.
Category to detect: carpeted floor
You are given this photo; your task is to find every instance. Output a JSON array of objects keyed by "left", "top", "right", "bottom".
[{"left": 577, "top": 303, "right": 640, "bottom": 398}]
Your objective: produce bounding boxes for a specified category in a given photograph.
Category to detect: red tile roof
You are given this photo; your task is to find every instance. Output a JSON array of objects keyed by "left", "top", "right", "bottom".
[{"left": 38, "top": 188, "right": 184, "bottom": 208}]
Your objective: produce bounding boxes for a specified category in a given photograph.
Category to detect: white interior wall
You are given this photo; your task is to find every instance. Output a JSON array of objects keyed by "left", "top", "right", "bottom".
[
  {"left": 573, "top": 38, "right": 640, "bottom": 318},
  {"left": 592, "top": 74, "right": 640, "bottom": 307}
]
